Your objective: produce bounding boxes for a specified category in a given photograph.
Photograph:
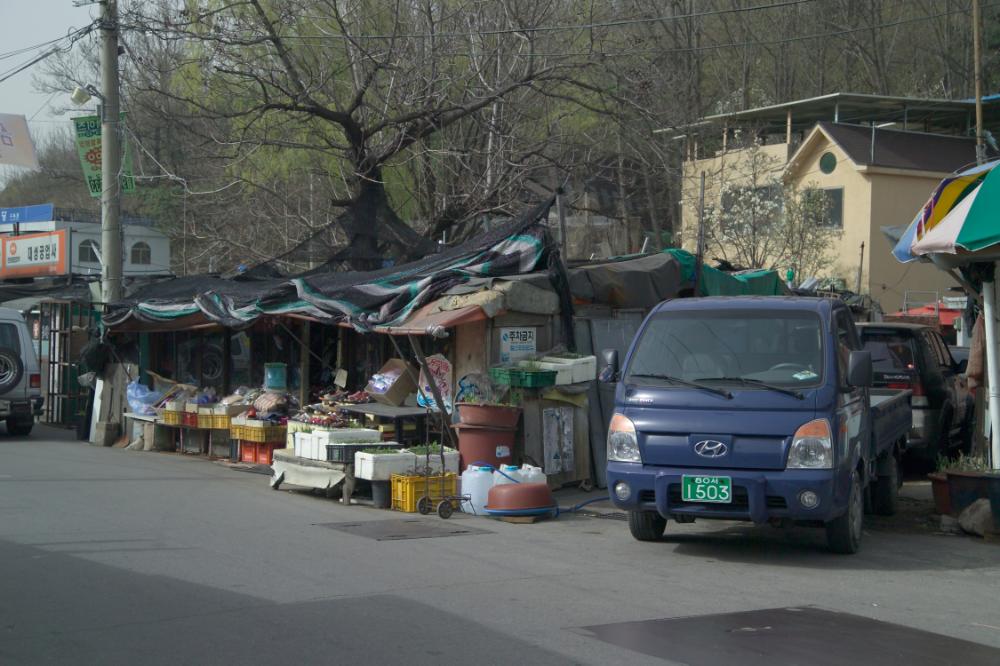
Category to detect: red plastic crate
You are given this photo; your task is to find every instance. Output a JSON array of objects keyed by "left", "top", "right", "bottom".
[
  {"left": 256, "top": 442, "right": 280, "bottom": 465},
  {"left": 183, "top": 412, "right": 199, "bottom": 427},
  {"left": 240, "top": 441, "right": 258, "bottom": 463}
]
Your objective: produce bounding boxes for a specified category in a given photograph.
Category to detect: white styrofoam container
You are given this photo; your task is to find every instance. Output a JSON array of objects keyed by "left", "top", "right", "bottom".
[
  {"left": 413, "top": 450, "right": 460, "bottom": 474},
  {"left": 355, "top": 451, "right": 418, "bottom": 481},
  {"left": 293, "top": 431, "right": 314, "bottom": 459},
  {"left": 541, "top": 355, "right": 598, "bottom": 383},
  {"left": 319, "top": 428, "right": 382, "bottom": 444}
]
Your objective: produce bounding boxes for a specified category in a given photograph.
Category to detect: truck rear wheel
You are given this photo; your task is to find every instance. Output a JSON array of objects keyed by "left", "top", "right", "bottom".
[
  {"left": 872, "top": 453, "right": 899, "bottom": 516},
  {"left": 6, "top": 417, "right": 32, "bottom": 437},
  {"left": 628, "top": 510, "right": 666, "bottom": 541},
  {"left": 825, "top": 470, "right": 863, "bottom": 554}
]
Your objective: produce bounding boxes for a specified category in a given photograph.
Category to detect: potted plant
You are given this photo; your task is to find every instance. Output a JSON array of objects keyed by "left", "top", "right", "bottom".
[
  {"left": 456, "top": 399, "right": 521, "bottom": 429},
  {"left": 927, "top": 457, "right": 952, "bottom": 517},
  {"left": 942, "top": 453, "right": 995, "bottom": 516}
]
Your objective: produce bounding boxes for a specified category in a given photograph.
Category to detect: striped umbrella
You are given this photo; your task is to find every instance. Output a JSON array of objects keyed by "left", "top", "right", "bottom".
[{"left": 893, "top": 160, "right": 1000, "bottom": 262}]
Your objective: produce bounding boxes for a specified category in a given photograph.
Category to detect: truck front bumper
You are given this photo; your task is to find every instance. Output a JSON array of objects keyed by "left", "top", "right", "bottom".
[{"left": 607, "top": 462, "right": 839, "bottom": 524}]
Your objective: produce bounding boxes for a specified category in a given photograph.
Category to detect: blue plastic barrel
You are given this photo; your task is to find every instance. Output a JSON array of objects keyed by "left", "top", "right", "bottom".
[{"left": 264, "top": 363, "right": 287, "bottom": 390}]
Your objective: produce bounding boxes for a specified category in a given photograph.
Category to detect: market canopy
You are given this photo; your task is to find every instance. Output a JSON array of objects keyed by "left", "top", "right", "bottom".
[{"left": 105, "top": 200, "right": 558, "bottom": 332}]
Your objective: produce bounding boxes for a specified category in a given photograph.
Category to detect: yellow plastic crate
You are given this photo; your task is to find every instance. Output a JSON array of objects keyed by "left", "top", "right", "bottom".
[
  {"left": 212, "top": 414, "right": 230, "bottom": 430},
  {"left": 241, "top": 424, "right": 286, "bottom": 443},
  {"left": 197, "top": 413, "right": 215, "bottom": 429},
  {"left": 391, "top": 473, "right": 457, "bottom": 513},
  {"left": 230, "top": 424, "right": 246, "bottom": 440},
  {"left": 162, "top": 410, "right": 183, "bottom": 426}
]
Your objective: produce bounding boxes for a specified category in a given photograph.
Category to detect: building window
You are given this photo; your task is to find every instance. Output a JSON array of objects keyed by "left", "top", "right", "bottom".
[
  {"left": 822, "top": 188, "right": 844, "bottom": 228},
  {"left": 78, "top": 239, "right": 100, "bottom": 264},
  {"left": 819, "top": 151, "right": 837, "bottom": 174},
  {"left": 131, "top": 241, "right": 151, "bottom": 265}
]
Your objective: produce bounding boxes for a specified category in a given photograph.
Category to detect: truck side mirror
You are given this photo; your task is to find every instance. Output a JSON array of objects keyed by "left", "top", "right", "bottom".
[
  {"left": 600, "top": 349, "right": 619, "bottom": 383},
  {"left": 847, "top": 350, "right": 872, "bottom": 388}
]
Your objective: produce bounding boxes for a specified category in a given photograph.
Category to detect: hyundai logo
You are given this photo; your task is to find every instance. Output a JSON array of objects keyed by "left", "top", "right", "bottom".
[{"left": 694, "top": 440, "right": 728, "bottom": 458}]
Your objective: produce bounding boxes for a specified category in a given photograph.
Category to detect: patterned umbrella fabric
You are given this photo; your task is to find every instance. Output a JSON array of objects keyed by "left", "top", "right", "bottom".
[{"left": 893, "top": 160, "right": 998, "bottom": 262}]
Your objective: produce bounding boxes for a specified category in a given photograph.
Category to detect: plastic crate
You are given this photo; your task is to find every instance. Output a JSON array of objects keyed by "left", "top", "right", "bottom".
[
  {"left": 256, "top": 441, "right": 280, "bottom": 465},
  {"left": 391, "top": 473, "right": 457, "bottom": 513},
  {"left": 490, "top": 366, "right": 556, "bottom": 388},
  {"left": 325, "top": 441, "right": 400, "bottom": 463},
  {"left": 182, "top": 412, "right": 199, "bottom": 427},
  {"left": 162, "top": 410, "right": 182, "bottom": 426},
  {"left": 239, "top": 441, "right": 257, "bottom": 463},
  {"left": 197, "top": 413, "right": 214, "bottom": 429},
  {"left": 212, "top": 414, "right": 230, "bottom": 430},
  {"left": 241, "top": 423, "right": 286, "bottom": 443}
]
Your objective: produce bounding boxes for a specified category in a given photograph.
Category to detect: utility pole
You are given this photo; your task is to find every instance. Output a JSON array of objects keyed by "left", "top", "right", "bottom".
[
  {"left": 693, "top": 171, "right": 706, "bottom": 297},
  {"left": 100, "top": 0, "right": 123, "bottom": 305},
  {"left": 974, "top": 0, "right": 986, "bottom": 165}
]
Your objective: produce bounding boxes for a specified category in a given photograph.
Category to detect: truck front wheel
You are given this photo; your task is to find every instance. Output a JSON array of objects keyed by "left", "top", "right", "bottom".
[
  {"left": 628, "top": 511, "right": 666, "bottom": 541},
  {"left": 825, "top": 470, "right": 863, "bottom": 554}
]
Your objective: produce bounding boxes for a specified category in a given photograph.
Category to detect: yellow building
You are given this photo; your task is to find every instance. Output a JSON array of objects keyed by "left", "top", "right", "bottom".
[{"left": 678, "top": 93, "right": 997, "bottom": 313}]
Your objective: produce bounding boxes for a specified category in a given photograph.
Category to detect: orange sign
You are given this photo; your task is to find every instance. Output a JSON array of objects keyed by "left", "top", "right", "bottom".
[{"left": 0, "top": 230, "right": 68, "bottom": 278}]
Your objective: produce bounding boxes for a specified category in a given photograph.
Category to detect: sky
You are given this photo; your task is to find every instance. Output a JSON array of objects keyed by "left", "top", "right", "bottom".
[{"left": 1, "top": 1, "right": 99, "bottom": 149}]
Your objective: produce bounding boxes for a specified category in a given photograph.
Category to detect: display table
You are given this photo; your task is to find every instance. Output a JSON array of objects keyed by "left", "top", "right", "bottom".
[
  {"left": 154, "top": 420, "right": 232, "bottom": 457},
  {"left": 337, "top": 403, "right": 430, "bottom": 446},
  {"left": 270, "top": 449, "right": 355, "bottom": 501}
]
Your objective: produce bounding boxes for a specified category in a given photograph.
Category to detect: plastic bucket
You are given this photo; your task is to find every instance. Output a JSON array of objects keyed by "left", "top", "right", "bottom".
[
  {"left": 453, "top": 424, "right": 515, "bottom": 471},
  {"left": 371, "top": 481, "right": 391, "bottom": 509},
  {"left": 460, "top": 465, "right": 494, "bottom": 515},
  {"left": 264, "top": 363, "right": 287, "bottom": 390},
  {"left": 946, "top": 471, "right": 992, "bottom": 516}
]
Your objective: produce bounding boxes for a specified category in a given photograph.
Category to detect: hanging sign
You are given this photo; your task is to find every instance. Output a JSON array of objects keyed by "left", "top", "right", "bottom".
[
  {"left": 0, "top": 204, "right": 54, "bottom": 226},
  {"left": 500, "top": 327, "right": 536, "bottom": 364},
  {"left": 72, "top": 115, "right": 135, "bottom": 198},
  {"left": 0, "top": 230, "right": 68, "bottom": 278},
  {"left": 0, "top": 114, "right": 39, "bottom": 169}
]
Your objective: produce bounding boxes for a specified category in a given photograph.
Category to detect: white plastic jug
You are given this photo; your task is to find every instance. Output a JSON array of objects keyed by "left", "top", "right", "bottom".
[
  {"left": 493, "top": 464, "right": 522, "bottom": 486},
  {"left": 460, "top": 465, "right": 494, "bottom": 515},
  {"left": 520, "top": 464, "right": 545, "bottom": 485}
]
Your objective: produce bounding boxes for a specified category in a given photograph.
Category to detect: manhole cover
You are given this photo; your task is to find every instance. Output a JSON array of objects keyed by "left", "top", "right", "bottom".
[
  {"left": 581, "top": 606, "right": 1000, "bottom": 666},
  {"left": 318, "top": 518, "right": 493, "bottom": 541}
]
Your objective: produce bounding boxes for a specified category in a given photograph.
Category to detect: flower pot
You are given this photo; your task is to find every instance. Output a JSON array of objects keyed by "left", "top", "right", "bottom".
[
  {"left": 927, "top": 472, "right": 952, "bottom": 516},
  {"left": 946, "top": 470, "right": 993, "bottom": 516},
  {"left": 456, "top": 403, "right": 521, "bottom": 429}
]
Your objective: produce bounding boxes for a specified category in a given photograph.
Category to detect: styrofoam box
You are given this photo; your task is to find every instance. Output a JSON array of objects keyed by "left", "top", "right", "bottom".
[
  {"left": 293, "top": 431, "right": 313, "bottom": 459},
  {"left": 541, "top": 355, "right": 598, "bottom": 383},
  {"left": 520, "top": 360, "right": 572, "bottom": 385},
  {"left": 413, "top": 450, "right": 460, "bottom": 474},
  {"left": 355, "top": 451, "right": 417, "bottom": 481},
  {"left": 314, "top": 428, "right": 382, "bottom": 444}
]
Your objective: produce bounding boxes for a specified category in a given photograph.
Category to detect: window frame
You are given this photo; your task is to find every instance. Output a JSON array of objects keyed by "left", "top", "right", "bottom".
[
  {"left": 130, "top": 241, "right": 152, "bottom": 266},
  {"left": 78, "top": 239, "right": 100, "bottom": 264}
]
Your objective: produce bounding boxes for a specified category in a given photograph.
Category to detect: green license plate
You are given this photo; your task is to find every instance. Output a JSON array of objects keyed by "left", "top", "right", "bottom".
[{"left": 681, "top": 475, "right": 732, "bottom": 503}]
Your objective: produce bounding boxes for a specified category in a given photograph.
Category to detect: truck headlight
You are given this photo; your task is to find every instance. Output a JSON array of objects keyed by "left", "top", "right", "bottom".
[
  {"left": 608, "top": 414, "right": 641, "bottom": 463},
  {"left": 787, "top": 418, "right": 833, "bottom": 469}
]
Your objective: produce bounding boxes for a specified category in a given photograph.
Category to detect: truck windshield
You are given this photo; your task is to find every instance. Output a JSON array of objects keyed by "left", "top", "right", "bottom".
[{"left": 626, "top": 310, "right": 824, "bottom": 387}]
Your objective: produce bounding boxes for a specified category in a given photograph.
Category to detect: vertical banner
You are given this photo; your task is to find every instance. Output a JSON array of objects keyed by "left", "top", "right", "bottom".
[
  {"left": 0, "top": 114, "right": 39, "bottom": 169},
  {"left": 72, "top": 114, "right": 135, "bottom": 198}
]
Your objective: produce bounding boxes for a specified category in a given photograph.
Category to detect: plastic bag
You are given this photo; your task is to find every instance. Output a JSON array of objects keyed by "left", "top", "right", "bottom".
[{"left": 127, "top": 380, "right": 164, "bottom": 416}]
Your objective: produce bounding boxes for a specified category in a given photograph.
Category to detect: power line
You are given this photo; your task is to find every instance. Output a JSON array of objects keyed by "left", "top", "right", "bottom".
[{"left": 0, "top": 22, "right": 98, "bottom": 85}]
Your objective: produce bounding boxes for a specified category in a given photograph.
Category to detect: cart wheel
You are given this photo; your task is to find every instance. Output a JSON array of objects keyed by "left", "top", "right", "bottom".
[
  {"left": 437, "top": 500, "right": 454, "bottom": 519},
  {"left": 417, "top": 495, "right": 433, "bottom": 515}
]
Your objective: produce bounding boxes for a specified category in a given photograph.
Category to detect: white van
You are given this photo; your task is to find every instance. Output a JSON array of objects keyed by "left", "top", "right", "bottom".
[{"left": 0, "top": 307, "right": 42, "bottom": 436}]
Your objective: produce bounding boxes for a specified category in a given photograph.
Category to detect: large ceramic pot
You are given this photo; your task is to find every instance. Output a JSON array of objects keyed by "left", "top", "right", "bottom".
[
  {"left": 946, "top": 470, "right": 993, "bottom": 516},
  {"left": 927, "top": 472, "right": 952, "bottom": 516},
  {"left": 456, "top": 403, "right": 521, "bottom": 429}
]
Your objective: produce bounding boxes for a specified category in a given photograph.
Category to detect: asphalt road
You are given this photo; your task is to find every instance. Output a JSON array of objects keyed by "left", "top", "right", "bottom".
[{"left": 2, "top": 427, "right": 999, "bottom": 665}]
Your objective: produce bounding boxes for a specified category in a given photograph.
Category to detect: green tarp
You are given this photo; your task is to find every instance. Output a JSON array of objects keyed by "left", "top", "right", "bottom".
[{"left": 663, "top": 249, "right": 788, "bottom": 297}]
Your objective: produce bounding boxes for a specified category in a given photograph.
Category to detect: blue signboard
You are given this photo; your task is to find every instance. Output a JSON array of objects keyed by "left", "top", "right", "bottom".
[{"left": 0, "top": 204, "right": 54, "bottom": 225}]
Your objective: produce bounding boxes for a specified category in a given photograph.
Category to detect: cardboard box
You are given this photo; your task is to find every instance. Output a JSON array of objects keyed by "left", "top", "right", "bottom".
[{"left": 365, "top": 359, "right": 417, "bottom": 407}]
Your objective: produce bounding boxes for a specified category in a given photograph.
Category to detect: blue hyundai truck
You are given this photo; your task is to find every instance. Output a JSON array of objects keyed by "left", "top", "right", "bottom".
[{"left": 602, "top": 297, "right": 911, "bottom": 554}]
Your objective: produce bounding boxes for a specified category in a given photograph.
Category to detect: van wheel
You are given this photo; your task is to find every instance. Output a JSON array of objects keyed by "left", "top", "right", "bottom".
[
  {"left": 872, "top": 453, "right": 899, "bottom": 516},
  {"left": 628, "top": 510, "right": 666, "bottom": 541},
  {"left": 6, "top": 417, "right": 32, "bottom": 437},
  {"left": 0, "top": 348, "right": 24, "bottom": 396},
  {"left": 826, "top": 470, "right": 863, "bottom": 554}
]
